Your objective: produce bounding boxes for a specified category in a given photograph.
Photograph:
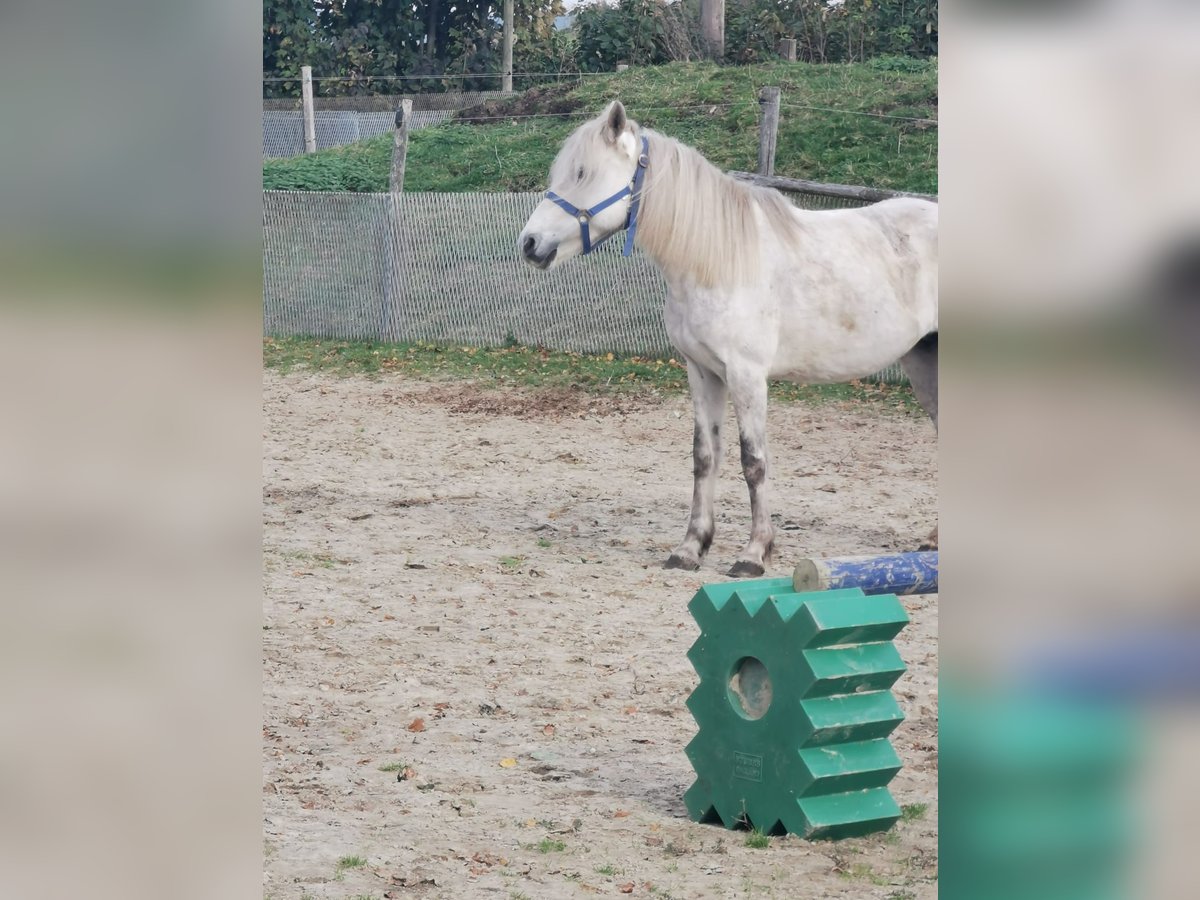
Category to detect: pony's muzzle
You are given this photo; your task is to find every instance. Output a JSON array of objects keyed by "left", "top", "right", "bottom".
[{"left": 520, "top": 233, "right": 558, "bottom": 269}]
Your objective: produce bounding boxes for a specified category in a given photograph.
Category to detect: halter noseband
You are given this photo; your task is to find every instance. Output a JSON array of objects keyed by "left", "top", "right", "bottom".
[{"left": 544, "top": 134, "right": 649, "bottom": 257}]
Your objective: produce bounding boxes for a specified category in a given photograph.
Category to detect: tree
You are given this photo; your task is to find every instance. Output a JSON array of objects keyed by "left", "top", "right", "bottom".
[
  {"left": 263, "top": 0, "right": 568, "bottom": 95},
  {"left": 700, "top": 0, "right": 724, "bottom": 60}
]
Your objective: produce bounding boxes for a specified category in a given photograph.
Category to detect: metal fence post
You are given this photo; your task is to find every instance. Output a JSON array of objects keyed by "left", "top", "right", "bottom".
[
  {"left": 301, "top": 66, "right": 317, "bottom": 154},
  {"left": 758, "top": 86, "right": 781, "bottom": 177}
]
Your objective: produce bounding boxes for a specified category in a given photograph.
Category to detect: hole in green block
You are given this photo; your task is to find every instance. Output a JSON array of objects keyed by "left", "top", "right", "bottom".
[{"left": 729, "top": 656, "right": 773, "bottom": 720}]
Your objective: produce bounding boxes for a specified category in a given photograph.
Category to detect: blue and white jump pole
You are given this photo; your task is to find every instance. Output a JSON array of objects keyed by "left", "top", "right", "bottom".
[{"left": 791, "top": 551, "right": 938, "bottom": 596}]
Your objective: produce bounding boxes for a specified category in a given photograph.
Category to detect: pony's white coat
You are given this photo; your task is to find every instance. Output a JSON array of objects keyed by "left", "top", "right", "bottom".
[{"left": 519, "top": 103, "right": 938, "bottom": 574}]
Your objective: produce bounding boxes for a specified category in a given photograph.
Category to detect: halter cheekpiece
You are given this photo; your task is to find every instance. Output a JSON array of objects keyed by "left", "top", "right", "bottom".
[{"left": 544, "top": 134, "right": 649, "bottom": 257}]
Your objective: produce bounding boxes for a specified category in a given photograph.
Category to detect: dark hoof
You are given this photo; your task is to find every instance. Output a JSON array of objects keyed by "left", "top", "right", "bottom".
[
  {"left": 727, "top": 560, "right": 765, "bottom": 578},
  {"left": 664, "top": 553, "right": 700, "bottom": 571},
  {"left": 918, "top": 526, "right": 938, "bottom": 552}
]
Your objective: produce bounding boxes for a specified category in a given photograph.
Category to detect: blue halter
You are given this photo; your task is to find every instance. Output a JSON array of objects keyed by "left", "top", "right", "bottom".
[{"left": 544, "top": 135, "right": 649, "bottom": 257}]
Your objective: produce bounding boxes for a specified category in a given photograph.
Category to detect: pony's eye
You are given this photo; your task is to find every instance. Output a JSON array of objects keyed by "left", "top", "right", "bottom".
[{"left": 577, "top": 167, "right": 585, "bottom": 181}]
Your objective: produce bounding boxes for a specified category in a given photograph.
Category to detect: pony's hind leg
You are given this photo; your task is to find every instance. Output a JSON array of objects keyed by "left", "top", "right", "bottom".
[
  {"left": 899, "top": 332, "right": 938, "bottom": 429},
  {"left": 727, "top": 369, "right": 774, "bottom": 577},
  {"left": 899, "top": 331, "right": 938, "bottom": 550},
  {"left": 665, "top": 362, "right": 727, "bottom": 571}
]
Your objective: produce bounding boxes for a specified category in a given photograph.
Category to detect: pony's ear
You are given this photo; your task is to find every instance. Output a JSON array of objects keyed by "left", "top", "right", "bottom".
[{"left": 604, "top": 100, "right": 627, "bottom": 142}]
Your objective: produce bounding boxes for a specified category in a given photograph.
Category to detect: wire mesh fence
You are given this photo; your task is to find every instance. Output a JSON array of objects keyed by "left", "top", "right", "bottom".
[
  {"left": 263, "top": 110, "right": 453, "bottom": 158},
  {"left": 263, "top": 187, "right": 909, "bottom": 383}
]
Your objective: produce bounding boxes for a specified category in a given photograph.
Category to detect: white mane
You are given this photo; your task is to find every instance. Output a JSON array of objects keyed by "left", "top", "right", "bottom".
[{"left": 636, "top": 129, "right": 803, "bottom": 289}]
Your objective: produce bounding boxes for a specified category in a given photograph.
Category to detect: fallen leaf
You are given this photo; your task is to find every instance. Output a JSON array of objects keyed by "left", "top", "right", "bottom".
[
  {"left": 408, "top": 717, "right": 426, "bottom": 733},
  {"left": 618, "top": 882, "right": 634, "bottom": 893},
  {"left": 434, "top": 702, "right": 451, "bottom": 711},
  {"left": 471, "top": 851, "right": 507, "bottom": 867},
  {"left": 399, "top": 767, "right": 416, "bottom": 781},
  {"left": 499, "top": 758, "right": 518, "bottom": 768},
  {"left": 613, "top": 810, "right": 631, "bottom": 818},
  {"left": 388, "top": 870, "right": 438, "bottom": 891},
  {"left": 623, "top": 706, "right": 638, "bottom": 715},
  {"left": 542, "top": 724, "right": 555, "bottom": 736}
]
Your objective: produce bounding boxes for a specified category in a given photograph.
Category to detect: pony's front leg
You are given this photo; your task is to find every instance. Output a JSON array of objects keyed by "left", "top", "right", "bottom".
[
  {"left": 728, "top": 371, "right": 773, "bottom": 577},
  {"left": 665, "top": 362, "right": 727, "bottom": 570}
]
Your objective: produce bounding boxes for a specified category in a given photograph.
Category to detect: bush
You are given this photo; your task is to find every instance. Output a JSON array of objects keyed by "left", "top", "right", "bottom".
[{"left": 573, "top": 0, "right": 700, "bottom": 72}]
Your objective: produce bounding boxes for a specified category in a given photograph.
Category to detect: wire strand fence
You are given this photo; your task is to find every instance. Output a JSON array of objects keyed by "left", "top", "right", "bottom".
[
  {"left": 263, "top": 187, "right": 909, "bottom": 383},
  {"left": 263, "top": 89, "right": 512, "bottom": 157}
]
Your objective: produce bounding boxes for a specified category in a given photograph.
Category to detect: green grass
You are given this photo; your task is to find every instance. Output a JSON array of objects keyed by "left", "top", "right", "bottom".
[
  {"left": 378, "top": 760, "right": 407, "bottom": 772},
  {"left": 901, "top": 802, "right": 928, "bottom": 821},
  {"left": 264, "top": 60, "right": 937, "bottom": 195},
  {"left": 336, "top": 855, "right": 367, "bottom": 871},
  {"left": 535, "top": 838, "right": 567, "bottom": 853},
  {"left": 840, "top": 862, "right": 891, "bottom": 885},
  {"left": 273, "top": 548, "right": 343, "bottom": 568},
  {"left": 744, "top": 829, "right": 772, "bottom": 849},
  {"left": 595, "top": 863, "right": 622, "bottom": 876},
  {"left": 263, "top": 338, "right": 920, "bottom": 413}
]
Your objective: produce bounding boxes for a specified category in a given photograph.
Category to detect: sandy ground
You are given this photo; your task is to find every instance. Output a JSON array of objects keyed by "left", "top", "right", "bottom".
[{"left": 263, "top": 372, "right": 938, "bottom": 900}]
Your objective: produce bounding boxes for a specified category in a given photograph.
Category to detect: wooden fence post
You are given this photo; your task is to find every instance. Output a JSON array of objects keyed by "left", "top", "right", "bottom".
[
  {"left": 301, "top": 66, "right": 316, "bottom": 154},
  {"left": 758, "top": 86, "right": 781, "bottom": 177},
  {"left": 502, "top": 0, "right": 514, "bottom": 92},
  {"left": 778, "top": 39, "right": 797, "bottom": 62},
  {"left": 390, "top": 99, "right": 413, "bottom": 193},
  {"left": 380, "top": 99, "right": 413, "bottom": 341}
]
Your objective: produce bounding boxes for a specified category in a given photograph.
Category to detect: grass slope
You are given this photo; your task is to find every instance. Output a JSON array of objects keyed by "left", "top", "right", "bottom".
[{"left": 263, "top": 58, "right": 937, "bottom": 195}]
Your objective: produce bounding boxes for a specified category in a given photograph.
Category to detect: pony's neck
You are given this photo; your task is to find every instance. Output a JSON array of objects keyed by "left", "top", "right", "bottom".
[{"left": 634, "top": 130, "right": 765, "bottom": 289}]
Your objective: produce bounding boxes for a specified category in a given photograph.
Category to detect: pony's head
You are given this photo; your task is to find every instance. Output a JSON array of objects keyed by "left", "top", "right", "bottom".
[{"left": 518, "top": 101, "right": 643, "bottom": 269}]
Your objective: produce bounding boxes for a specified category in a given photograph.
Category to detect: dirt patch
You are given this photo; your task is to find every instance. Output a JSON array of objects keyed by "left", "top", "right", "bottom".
[
  {"left": 263, "top": 373, "right": 938, "bottom": 899},
  {"left": 413, "top": 383, "right": 658, "bottom": 421},
  {"left": 456, "top": 83, "right": 584, "bottom": 124}
]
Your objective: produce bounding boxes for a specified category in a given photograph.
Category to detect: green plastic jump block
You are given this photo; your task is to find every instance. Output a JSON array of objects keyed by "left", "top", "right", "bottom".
[{"left": 683, "top": 577, "right": 911, "bottom": 840}]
